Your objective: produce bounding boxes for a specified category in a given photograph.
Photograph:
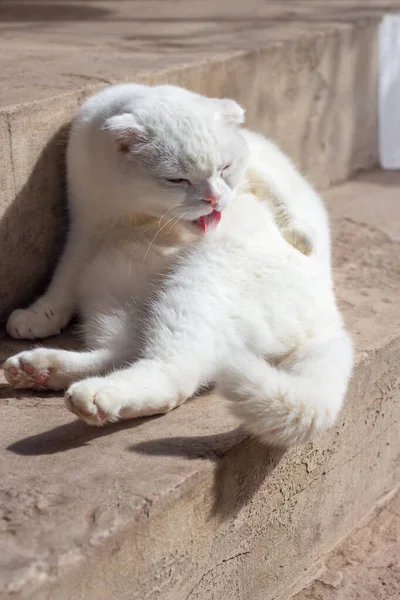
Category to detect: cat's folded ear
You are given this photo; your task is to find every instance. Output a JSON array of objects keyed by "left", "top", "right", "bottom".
[
  {"left": 102, "top": 113, "right": 148, "bottom": 153},
  {"left": 214, "top": 99, "right": 245, "bottom": 125}
]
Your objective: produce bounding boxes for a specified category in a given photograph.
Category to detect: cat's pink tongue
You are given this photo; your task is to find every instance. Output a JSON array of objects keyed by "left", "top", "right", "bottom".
[{"left": 195, "top": 211, "right": 222, "bottom": 233}]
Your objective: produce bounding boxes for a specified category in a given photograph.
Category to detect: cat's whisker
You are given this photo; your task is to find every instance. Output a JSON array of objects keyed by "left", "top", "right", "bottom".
[
  {"left": 235, "top": 182, "right": 253, "bottom": 193},
  {"left": 157, "top": 203, "right": 185, "bottom": 229},
  {"left": 171, "top": 211, "right": 188, "bottom": 229},
  {"left": 154, "top": 210, "right": 189, "bottom": 246},
  {"left": 162, "top": 211, "right": 188, "bottom": 243},
  {"left": 142, "top": 213, "right": 182, "bottom": 264}
]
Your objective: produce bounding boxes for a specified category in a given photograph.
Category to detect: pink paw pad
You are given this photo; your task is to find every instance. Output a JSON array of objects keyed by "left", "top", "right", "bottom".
[
  {"left": 22, "top": 363, "right": 34, "bottom": 374},
  {"left": 97, "top": 407, "right": 107, "bottom": 420},
  {"left": 35, "top": 371, "right": 50, "bottom": 386},
  {"left": 9, "top": 367, "right": 19, "bottom": 375}
]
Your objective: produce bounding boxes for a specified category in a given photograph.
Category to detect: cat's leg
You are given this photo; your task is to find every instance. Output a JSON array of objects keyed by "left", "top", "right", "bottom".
[
  {"left": 64, "top": 271, "right": 222, "bottom": 424},
  {"left": 218, "top": 331, "right": 354, "bottom": 447},
  {"left": 3, "top": 347, "right": 115, "bottom": 391},
  {"left": 244, "top": 131, "right": 330, "bottom": 260},
  {"left": 63, "top": 230, "right": 241, "bottom": 425},
  {"left": 64, "top": 358, "right": 202, "bottom": 425},
  {"left": 5, "top": 301, "right": 139, "bottom": 391},
  {"left": 7, "top": 225, "right": 91, "bottom": 340}
]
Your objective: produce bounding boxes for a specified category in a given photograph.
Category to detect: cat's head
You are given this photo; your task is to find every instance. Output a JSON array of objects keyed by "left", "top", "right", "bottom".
[{"left": 102, "top": 85, "right": 248, "bottom": 232}]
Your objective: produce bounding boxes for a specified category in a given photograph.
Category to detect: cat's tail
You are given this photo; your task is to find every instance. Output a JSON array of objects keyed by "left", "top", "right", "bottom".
[{"left": 217, "top": 333, "right": 353, "bottom": 447}]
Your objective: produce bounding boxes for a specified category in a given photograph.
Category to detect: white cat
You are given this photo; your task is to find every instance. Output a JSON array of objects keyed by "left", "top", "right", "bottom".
[{"left": 4, "top": 84, "right": 353, "bottom": 447}]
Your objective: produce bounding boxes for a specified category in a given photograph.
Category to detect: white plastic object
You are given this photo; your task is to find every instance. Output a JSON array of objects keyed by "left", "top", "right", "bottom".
[{"left": 379, "top": 14, "right": 400, "bottom": 169}]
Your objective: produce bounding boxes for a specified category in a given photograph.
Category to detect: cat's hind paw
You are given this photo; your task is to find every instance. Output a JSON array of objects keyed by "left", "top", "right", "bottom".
[
  {"left": 7, "top": 302, "right": 69, "bottom": 340},
  {"left": 65, "top": 379, "right": 123, "bottom": 426}
]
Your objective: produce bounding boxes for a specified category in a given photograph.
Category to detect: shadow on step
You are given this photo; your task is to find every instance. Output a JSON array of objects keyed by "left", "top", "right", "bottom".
[
  {"left": 0, "top": 122, "right": 71, "bottom": 321},
  {"left": 132, "top": 433, "right": 286, "bottom": 518},
  {"left": 7, "top": 414, "right": 156, "bottom": 455},
  {"left": 0, "top": 1, "right": 112, "bottom": 22},
  {"left": 8, "top": 416, "right": 285, "bottom": 516}
]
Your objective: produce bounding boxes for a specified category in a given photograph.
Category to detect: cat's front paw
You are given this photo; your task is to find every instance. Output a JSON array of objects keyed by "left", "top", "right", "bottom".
[
  {"left": 282, "top": 222, "right": 314, "bottom": 257},
  {"left": 7, "top": 302, "right": 70, "bottom": 340},
  {"left": 4, "top": 348, "right": 71, "bottom": 391},
  {"left": 65, "top": 379, "right": 123, "bottom": 426},
  {"left": 4, "top": 352, "right": 51, "bottom": 390}
]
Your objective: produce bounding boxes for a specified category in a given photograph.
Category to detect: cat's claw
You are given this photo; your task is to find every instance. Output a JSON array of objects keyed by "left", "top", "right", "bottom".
[{"left": 65, "top": 379, "right": 123, "bottom": 426}]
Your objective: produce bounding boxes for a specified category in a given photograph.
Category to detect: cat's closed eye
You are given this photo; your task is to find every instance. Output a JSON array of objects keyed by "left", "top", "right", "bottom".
[
  {"left": 221, "top": 164, "right": 232, "bottom": 173},
  {"left": 166, "top": 178, "right": 191, "bottom": 185}
]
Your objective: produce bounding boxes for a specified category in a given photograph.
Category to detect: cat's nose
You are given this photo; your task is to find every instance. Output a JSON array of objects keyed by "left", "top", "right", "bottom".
[{"left": 203, "top": 192, "right": 221, "bottom": 208}]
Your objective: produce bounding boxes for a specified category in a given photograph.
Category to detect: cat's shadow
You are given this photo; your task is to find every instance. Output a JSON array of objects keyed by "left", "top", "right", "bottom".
[
  {"left": 130, "top": 433, "right": 286, "bottom": 518},
  {"left": 8, "top": 416, "right": 285, "bottom": 517},
  {"left": 7, "top": 413, "right": 155, "bottom": 455}
]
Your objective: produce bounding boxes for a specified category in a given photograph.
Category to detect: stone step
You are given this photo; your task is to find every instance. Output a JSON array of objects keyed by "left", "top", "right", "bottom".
[
  {"left": 292, "top": 487, "right": 400, "bottom": 599},
  {"left": 1, "top": 169, "right": 399, "bottom": 600},
  {"left": 2, "top": 0, "right": 400, "bottom": 319}
]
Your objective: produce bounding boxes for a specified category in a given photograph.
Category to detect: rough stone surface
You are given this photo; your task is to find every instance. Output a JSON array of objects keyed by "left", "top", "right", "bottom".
[
  {"left": 0, "top": 170, "right": 399, "bottom": 599},
  {"left": 292, "top": 489, "right": 400, "bottom": 599},
  {"left": 0, "top": 0, "right": 399, "bottom": 109},
  {"left": 2, "top": 0, "right": 398, "bottom": 318}
]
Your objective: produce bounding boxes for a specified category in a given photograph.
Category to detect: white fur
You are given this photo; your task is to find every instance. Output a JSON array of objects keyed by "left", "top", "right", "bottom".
[{"left": 4, "top": 84, "right": 353, "bottom": 447}]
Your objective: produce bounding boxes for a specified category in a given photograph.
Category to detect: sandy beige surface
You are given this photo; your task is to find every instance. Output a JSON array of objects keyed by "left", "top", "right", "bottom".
[
  {"left": 293, "top": 489, "right": 400, "bottom": 599},
  {"left": 1, "top": 170, "right": 399, "bottom": 599}
]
